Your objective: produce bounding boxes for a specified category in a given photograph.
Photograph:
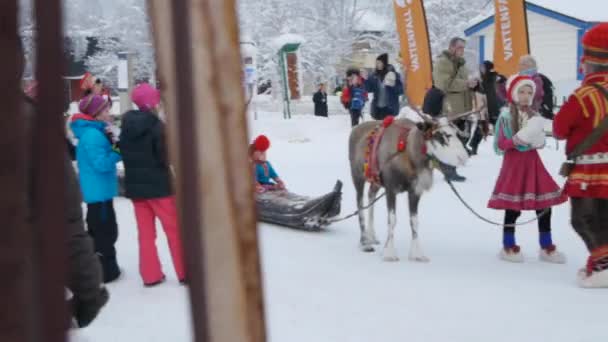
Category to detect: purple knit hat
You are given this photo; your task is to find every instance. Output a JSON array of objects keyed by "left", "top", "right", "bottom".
[{"left": 79, "top": 94, "right": 110, "bottom": 117}]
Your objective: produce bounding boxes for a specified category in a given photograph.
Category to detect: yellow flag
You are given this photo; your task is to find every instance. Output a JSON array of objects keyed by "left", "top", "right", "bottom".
[
  {"left": 393, "top": 0, "right": 433, "bottom": 107},
  {"left": 493, "top": 0, "right": 530, "bottom": 76}
]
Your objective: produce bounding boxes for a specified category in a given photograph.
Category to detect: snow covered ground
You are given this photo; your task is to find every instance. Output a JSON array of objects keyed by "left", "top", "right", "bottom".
[{"left": 72, "top": 104, "right": 605, "bottom": 342}]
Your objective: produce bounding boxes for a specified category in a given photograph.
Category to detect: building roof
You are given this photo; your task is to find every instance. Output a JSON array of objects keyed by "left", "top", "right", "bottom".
[
  {"left": 530, "top": 0, "right": 606, "bottom": 23},
  {"left": 465, "top": 0, "right": 605, "bottom": 37}
]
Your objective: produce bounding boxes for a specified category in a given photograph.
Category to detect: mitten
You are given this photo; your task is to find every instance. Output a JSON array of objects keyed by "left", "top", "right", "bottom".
[{"left": 72, "top": 286, "right": 109, "bottom": 328}]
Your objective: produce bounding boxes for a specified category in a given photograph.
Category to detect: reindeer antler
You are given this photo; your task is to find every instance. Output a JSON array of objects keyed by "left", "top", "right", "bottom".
[{"left": 401, "top": 85, "right": 434, "bottom": 124}]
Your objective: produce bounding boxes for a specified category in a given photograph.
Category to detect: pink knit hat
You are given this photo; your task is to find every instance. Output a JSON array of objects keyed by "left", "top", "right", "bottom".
[
  {"left": 131, "top": 83, "right": 161, "bottom": 111},
  {"left": 79, "top": 94, "right": 110, "bottom": 117}
]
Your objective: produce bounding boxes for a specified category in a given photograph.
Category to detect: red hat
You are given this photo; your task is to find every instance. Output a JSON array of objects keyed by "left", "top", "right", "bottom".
[
  {"left": 506, "top": 75, "right": 536, "bottom": 105},
  {"left": 582, "top": 23, "right": 608, "bottom": 65},
  {"left": 80, "top": 72, "right": 95, "bottom": 90},
  {"left": 252, "top": 135, "right": 270, "bottom": 152}
]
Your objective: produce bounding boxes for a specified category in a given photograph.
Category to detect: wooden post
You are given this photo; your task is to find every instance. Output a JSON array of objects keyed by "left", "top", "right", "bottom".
[
  {"left": 32, "top": 0, "right": 68, "bottom": 340},
  {"left": 147, "top": 0, "right": 267, "bottom": 341},
  {"left": 0, "top": 1, "right": 33, "bottom": 340},
  {"left": 1, "top": 1, "right": 67, "bottom": 341}
]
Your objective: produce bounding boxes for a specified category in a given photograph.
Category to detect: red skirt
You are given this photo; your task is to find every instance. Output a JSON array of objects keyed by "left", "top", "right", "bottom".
[{"left": 488, "top": 149, "right": 567, "bottom": 211}]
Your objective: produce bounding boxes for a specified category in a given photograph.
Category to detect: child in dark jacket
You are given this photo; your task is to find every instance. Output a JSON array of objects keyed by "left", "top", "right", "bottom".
[{"left": 119, "top": 83, "right": 186, "bottom": 286}]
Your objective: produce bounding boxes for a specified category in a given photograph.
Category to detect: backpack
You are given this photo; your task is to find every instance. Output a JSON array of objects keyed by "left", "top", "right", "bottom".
[
  {"left": 422, "top": 86, "right": 445, "bottom": 117},
  {"left": 350, "top": 87, "right": 366, "bottom": 111},
  {"left": 538, "top": 73, "right": 555, "bottom": 120}
]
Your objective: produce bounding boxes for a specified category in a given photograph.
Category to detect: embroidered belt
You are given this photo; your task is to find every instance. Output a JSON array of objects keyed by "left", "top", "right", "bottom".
[{"left": 575, "top": 152, "right": 608, "bottom": 165}]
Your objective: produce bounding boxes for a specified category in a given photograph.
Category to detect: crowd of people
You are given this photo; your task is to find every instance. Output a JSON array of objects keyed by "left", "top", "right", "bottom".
[
  {"left": 7, "top": 19, "right": 608, "bottom": 339},
  {"left": 309, "top": 23, "right": 608, "bottom": 287}
]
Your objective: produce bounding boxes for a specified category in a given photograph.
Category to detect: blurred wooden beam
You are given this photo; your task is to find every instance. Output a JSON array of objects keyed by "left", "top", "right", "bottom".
[
  {"left": 32, "top": 0, "right": 68, "bottom": 340},
  {"left": 0, "top": 1, "right": 33, "bottom": 340},
  {"left": 147, "top": 0, "right": 266, "bottom": 341}
]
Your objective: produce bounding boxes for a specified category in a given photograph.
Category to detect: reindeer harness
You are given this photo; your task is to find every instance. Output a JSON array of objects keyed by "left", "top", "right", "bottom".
[{"left": 363, "top": 117, "right": 429, "bottom": 185}]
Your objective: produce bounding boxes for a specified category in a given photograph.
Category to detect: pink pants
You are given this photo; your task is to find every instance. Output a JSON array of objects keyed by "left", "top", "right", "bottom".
[{"left": 132, "top": 196, "right": 186, "bottom": 284}]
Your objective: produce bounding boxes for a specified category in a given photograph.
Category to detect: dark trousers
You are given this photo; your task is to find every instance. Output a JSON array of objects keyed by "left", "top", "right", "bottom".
[
  {"left": 503, "top": 208, "right": 552, "bottom": 234},
  {"left": 571, "top": 198, "right": 608, "bottom": 251},
  {"left": 469, "top": 124, "right": 483, "bottom": 153},
  {"left": 350, "top": 109, "right": 362, "bottom": 127},
  {"left": 86, "top": 200, "right": 120, "bottom": 282}
]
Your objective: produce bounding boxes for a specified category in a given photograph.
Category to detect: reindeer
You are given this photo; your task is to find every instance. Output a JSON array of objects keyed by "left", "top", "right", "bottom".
[{"left": 349, "top": 115, "right": 469, "bottom": 262}]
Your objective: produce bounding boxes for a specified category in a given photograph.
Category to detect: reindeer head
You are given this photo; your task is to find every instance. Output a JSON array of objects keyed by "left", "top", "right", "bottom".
[{"left": 416, "top": 116, "right": 469, "bottom": 168}]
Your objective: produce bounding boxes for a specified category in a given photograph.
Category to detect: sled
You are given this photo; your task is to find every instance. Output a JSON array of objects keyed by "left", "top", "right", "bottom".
[{"left": 256, "top": 180, "right": 342, "bottom": 231}]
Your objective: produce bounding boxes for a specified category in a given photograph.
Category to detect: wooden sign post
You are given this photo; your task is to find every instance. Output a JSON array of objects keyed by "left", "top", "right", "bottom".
[{"left": 147, "top": 1, "right": 267, "bottom": 341}]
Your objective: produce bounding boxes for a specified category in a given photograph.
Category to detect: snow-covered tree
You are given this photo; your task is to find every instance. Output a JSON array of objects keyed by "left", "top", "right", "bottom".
[
  {"left": 424, "top": 0, "right": 488, "bottom": 58},
  {"left": 238, "top": 0, "right": 396, "bottom": 93}
]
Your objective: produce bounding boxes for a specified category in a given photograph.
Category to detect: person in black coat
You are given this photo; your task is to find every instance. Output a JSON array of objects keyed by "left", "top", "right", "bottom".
[
  {"left": 313, "top": 83, "right": 328, "bottom": 117},
  {"left": 119, "top": 83, "right": 186, "bottom": 286},
  {"left": 364, "top": 53, "right": 404, "bottom": 120},
  {"left": 480, "top": 60, "right": 506, "bottom": 125}
]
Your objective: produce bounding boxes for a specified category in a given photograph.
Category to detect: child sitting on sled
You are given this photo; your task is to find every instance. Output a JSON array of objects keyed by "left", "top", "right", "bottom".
[{"left": 250, "top": 135, "right": 286, "bottom": 193}]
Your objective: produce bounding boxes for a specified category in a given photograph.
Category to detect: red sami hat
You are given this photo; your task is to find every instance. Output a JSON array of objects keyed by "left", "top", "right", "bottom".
[
  {"left": 582, "top": 23, "right": 608, "bottom": 65},
  {"left": 252, "top": 135, "right": 270, "bottom": 152}
]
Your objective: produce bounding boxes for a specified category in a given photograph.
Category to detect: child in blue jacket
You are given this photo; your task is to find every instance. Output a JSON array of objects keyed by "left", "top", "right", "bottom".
[
  {"left": 70, "top": 94, "right": 122, "bottom": 283},
  {"left": 249, "top": 135, "right": 285, "bottom": 193}
]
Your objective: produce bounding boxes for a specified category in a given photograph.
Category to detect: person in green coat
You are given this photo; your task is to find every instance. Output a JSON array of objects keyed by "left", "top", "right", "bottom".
[{"left": 432, "top": 37, "right": 478, "bottom": 182}]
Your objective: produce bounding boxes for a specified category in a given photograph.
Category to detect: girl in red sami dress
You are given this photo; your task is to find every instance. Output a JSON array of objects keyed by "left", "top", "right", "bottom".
[{"left": 489, "top": 75, "right": 568, "bottom": 263}]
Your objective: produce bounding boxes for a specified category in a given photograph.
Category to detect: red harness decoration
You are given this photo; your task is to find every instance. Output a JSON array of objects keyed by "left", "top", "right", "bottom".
[{"left": 364, "top": 117, "right": 414, "bottom": 185}]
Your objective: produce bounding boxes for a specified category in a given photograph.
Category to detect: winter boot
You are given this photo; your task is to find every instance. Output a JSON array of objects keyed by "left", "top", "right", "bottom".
[
  {"left": 539, "top": 245, "right": 567, "bottom": 264},
  {"left": 439, "top": 162, "right": 466, "bottom": 182},
  {"left": 538, "top": 233, "right": 566, "bottom": 264},
  {"left": 99, "top": 254, "right": 121, "bottom": 283},
  {"left": 578, "top": 250, "right": 608, "bottom": 288},
  {"left": 144, "top": 275, "right": 166, "bottom": 288},
  {"left": 499, "top": 245, "right": 524, "bottom": 263}
]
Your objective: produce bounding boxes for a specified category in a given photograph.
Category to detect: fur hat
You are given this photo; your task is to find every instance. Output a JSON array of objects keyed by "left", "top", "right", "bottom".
[
  {"left": 80, "top": 72, "right": 96, "bottom": 90},
  {"left": 376, "top": 53, "right": 389, "bottom": 67},
  {"left": 79, "top": 94, "right": 110, "bottom": 117},
  {"left": 131, "top": 83, "right": 161, "bottom": 111},
  {"left": 506, "top": 75, "right": 536, "bottom": 105},
  {"left": 251, "top": 135, "right": 270, "bottom": 153},
  {"left": 582, "top": 23, "right": 608, "bottom": 66}
]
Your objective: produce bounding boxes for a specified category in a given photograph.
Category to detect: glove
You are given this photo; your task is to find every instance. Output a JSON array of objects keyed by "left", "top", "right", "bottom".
[
  {"left": 275, "top": 179, "right": 286, "bottom": 190},
  {"left": 72, "top": 286, "right": 109, "bottom": 328},
  {"left": 255, "top": 183, "right": 266, "bottom": 193}
]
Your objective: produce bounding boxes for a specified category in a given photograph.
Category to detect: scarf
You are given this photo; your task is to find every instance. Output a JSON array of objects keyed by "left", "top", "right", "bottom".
[{"left": 493, "top": 108, "right": 534, "bottom": 155}]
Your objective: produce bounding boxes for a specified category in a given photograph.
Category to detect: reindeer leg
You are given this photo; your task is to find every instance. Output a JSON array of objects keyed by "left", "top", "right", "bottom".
[
  {"left": 382, "top": 190, "right": 399, "bottom": 262},
  {"left": 367, "top": 183, "right": 381, "bottom": 245},
  {"left": 407, "top": 191, "right": 429, "bottom": 263},
  {"left": 355, "top": 178, "right": 375, "bottom": 252}
]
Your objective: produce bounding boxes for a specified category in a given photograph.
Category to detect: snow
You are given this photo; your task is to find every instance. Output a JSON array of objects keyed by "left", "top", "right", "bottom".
[
  {"left": 72, "top": 97, "right": 605, "bottom": 342},
  {"left": 529, "top": 0, "right": 608, "bottom": 23},
  {"left": 354, "top": 10, "right": 391, "bottom": 32},
  {"left": 270, "top": 33, "right": 306, "bottom": 51}
]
